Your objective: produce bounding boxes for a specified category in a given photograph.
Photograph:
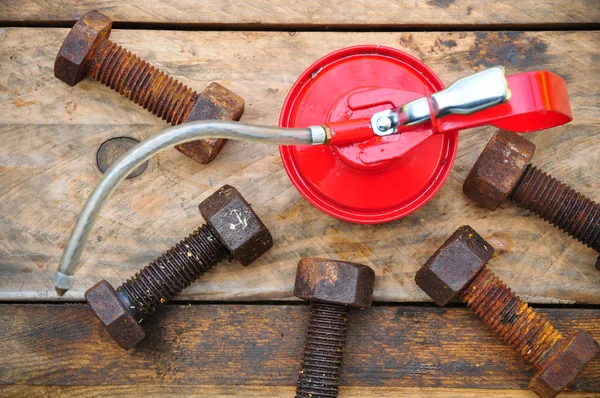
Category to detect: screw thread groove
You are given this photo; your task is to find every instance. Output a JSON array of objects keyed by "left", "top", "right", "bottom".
[
  {"left": 460, "top": 268, "right": 563, "bottom": 368},
  {"left": 296, "top": 302, "right": 349, "bottom": 398},
  {"left": 116, "top": 225, "right": 229, "bottom": 319},
  {"left": 512, "top": 165, "right": 600, "bottom": 252},
  {"left": 89, "top": 39, "right": 198, "bottom": 125}
]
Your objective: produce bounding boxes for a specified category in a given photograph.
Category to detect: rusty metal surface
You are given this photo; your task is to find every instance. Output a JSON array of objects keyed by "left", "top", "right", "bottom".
[
  {"left": 198, "top": 185, "right": 273, "bottom": 266},
  {"left": 461, "top": 267, "right": 563, "bottom": 366},
  {"left": 54, "top": 10, "right": 245, "bottom": 164},
  {"left": 530, "top": 331, "right": 599, "bottom": 398},
  {"left": 294, "top": 258, "right": 375, "bottom": 308},
  {"left": 176, "top": 82, "right": 245, "bottom": 164},
  {"left": 512, "top": 164, "right": 600, "bottom": 259},
  {"left": 85, "top": 185, "right": 271, "bottom": 349},
  {"left": 296, "top": 302, "right": 349, "bottom": 398},
  {"left": 415, "top": 225, "right": 494, "bottom": 306},
  {"left": 54, "top": 10, "right": 112, "bottom": 86},
  {"left": 463, "top": 130, "right": 535, "bottom": 210},
  {"left": 96, "top": 137, "right": 147, "bottom": 178},
  {"left": 464, "top": 130, "right": 600, "bottom": 269},
  {"left": 88, "top": 38, "right": 197, "bottom": 125},
  {"left": 84, "top": 280, "right": 145, "bottom": 350},
  {"left": 418, "top": 226, "right": 599, "bottom": 398},
  {"left": 293, "top": 257, "right": 375, "bottom": 398},
  {"left": 115, "top": 224, "right": 229, "bottom": 320},
  {"left": 463, "top": 267, "right": 599, "bottom": 398}
]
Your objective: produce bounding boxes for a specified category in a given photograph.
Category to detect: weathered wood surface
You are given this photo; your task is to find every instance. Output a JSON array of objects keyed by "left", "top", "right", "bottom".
[
  {"left": 1, "top": 28, "right": 599, "bottom": 302},
  {"left": 0, "top": 304, "right": 598, "bottom": 394},
  {"left": 2, "top": 0, "right": 599, "bottom": 26},
  {"left": 1, "top": 387, "right": 598, "bottom": 398},
  {"left": 3, "top": 387, "right": 599, "bottom": 398}
]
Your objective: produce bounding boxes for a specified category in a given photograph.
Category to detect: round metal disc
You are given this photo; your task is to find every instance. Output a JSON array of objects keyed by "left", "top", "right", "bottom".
[{"left": 96, "top": 137, "right": 148, "bottom": 179}]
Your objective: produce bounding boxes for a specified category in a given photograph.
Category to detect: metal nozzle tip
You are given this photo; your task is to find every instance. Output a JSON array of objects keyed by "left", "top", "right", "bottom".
[{"left": 55, "top": 288, "right": 68, "bottom": 297}]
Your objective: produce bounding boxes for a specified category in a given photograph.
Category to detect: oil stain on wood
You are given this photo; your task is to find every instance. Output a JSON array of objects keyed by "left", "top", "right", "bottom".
[{"left": 469, "top": 32, "right": 549, "bottom": 69}]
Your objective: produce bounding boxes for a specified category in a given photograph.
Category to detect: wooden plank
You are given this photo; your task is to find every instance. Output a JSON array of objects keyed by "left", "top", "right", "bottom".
[
  {"left": 0, "top": 304, "right": 598, "bottom": 392},
  {"left": 1, "top": 386, "right": 598, "bottom": 398},
  {"left": 0, "top": 29, "right": 599, "bottom": 303},
  {"left": 1, "top": 0, "right": 599, "bottom": 26}
]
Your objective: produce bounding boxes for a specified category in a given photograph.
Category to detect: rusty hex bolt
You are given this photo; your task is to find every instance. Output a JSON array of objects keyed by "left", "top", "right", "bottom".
[
  {"left": 85, "top": 185, "right": 272, "bottom": 350},
  {"left": 293, "top": 258, "right": 375, "bottom": 398},
  {"left": 54, "top": 10, "right": 244, "bottom": 164},
  {"left": 416, "top": 226, "right": 599, "bottom": 398},
  {"left": 463, "top": 130, "right": 600, "bottom": 270}
]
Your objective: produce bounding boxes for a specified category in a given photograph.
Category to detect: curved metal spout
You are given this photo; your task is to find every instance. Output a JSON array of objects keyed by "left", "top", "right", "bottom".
[{"left": 54, "top": 120, "right": 315, "bottom": 295}]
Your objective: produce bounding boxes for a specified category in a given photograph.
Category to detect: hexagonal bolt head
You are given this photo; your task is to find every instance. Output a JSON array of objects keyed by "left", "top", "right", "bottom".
[
  {"left": 176, "top": 83, "right": 245, "bottom": 164},
  {"left": 54, "top": 10, "right": 112, "bottom": 86},
  {"left": 85, "top": 280, "right": 145, "bottom": 350},
  {"left": 463, "top": 131, "right": 536, "bottom": 210},
  {"left": 415, "top": 225, "right": 495, "bottom": 306},
  {"left": 530, "top": 331, "right": 599, "bottom": 398},
  {"left": 199, "top": 185, "right": 273, "bottom": 266},
  {"left": 294, "top": 258, "right": 376, "bottom": 308}
]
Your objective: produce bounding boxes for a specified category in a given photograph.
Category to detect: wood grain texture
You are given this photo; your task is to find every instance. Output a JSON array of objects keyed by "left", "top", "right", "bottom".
[
  {"left": 0, "top": 29, "right": 599, "bottom": 302},
  {"left": 2, "top": 386, "right": 599, "bottom": 398},
  {"left": 0, "top": 304, "right": 598, "bottom": 393},
  {"left": 1, "top": 0, "right": 599, "bottom": 26}
]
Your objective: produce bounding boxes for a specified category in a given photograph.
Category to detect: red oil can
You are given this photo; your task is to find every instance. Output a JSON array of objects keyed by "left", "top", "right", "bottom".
[{"left": 279, "top": 45, "right": 571, "bottom": 223}]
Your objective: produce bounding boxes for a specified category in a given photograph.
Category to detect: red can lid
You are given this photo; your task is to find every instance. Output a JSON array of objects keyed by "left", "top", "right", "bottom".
[{"left": 279, "top": 45, "right": 458, "bottom": 224}]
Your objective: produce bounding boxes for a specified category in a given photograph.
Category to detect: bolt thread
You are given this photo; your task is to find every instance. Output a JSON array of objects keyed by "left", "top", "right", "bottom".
[
  {"left": 116, "top": 225, "right": 229, "bottom": 319},
  {"left": 88, "top": 39, "right": 198, "bottom": 125},
  {"left": 296, "top": 302, "right": 349, "bottom": 398},
  {"left": 460, "top": 268, "right": 563, "bottom": 369},
  {"left": 512, "top": 165, "right": 600, "bottom": 252}
]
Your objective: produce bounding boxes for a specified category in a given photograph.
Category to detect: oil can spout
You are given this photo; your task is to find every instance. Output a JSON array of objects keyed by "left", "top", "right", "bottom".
[{"left": 54, "top": 121, "right": 314, "bottom": 295}]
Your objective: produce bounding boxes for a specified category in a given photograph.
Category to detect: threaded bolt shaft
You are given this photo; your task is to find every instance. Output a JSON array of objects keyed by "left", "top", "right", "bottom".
[
  {"left": 116, "top": 224, "right": 230, "bottom": 321},
  {"left": 460, "top": 268, "right": 563, "bottom": 370},
  {"left": 512, "top": 165, "right": 600, "bottom": 256},
  {"left": 88, "top": 39, "right": 198, "bottom": 126},
  {"left": 296, "top": 302, "right": 350, "bottom": 398},
  {"left": 57, "top": 10, "right": 246, "bottom": 165}
]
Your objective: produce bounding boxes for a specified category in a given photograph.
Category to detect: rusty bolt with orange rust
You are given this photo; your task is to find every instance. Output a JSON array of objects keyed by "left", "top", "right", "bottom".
[
  {"left": 85, "top": 185, "right": 272, "bottom": 349},
  {"left": 54, "top": 10, "right": 244, "bottom": 164},
  {"left": 416, "top": 225, "right": 599, "bottom": 398},
  {"left": 294, "top": 258, "right": 375, "bottom": 398},
  {"left": 463, "top": 130, "right": 600, "bottom": 270}
]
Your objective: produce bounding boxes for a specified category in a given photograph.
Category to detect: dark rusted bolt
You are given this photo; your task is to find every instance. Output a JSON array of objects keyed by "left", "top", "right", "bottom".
[
  {"left": 293, "top": 258, "right": 375, "bottom": 398},
  {"left": 464, "top": 130, "right": 600, "bottom": 270},
  {"left": 416, "top": 226, "right": 599, "bottom": 398},
  {"left": 85, "top": 185, "right": 272, "bottom": 349},
  {"left": 54, "top": 10, "right": 244, "bottom": 164},
  {"left": 96, "top": 137, "right": 148, "bottom": 178}
]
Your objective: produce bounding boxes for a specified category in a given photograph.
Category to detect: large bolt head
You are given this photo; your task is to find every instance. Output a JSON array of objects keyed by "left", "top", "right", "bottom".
[
  {"left": 463, "top": 131, "right": 536, "bottom": 210},
  {"left": 85, "top": 280, "right": 145, "bottom": 350},
  {"left": 199, "top": 185, "right": 272, "bottom": 266},
  {"left": 55, "top": 10, "right": 112, "bottom": 86},
  {"left": 176, "top": 83, "right": 245, "bottom": 164},
  {"left": 415, "top": 226, "right": 494, "bottom": 306},
  {"left": 294, "top": 258, "right": 375, "bottom": 308},
  {"left": 530, "top": 331, "right": 599, "bottom": 398}
]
